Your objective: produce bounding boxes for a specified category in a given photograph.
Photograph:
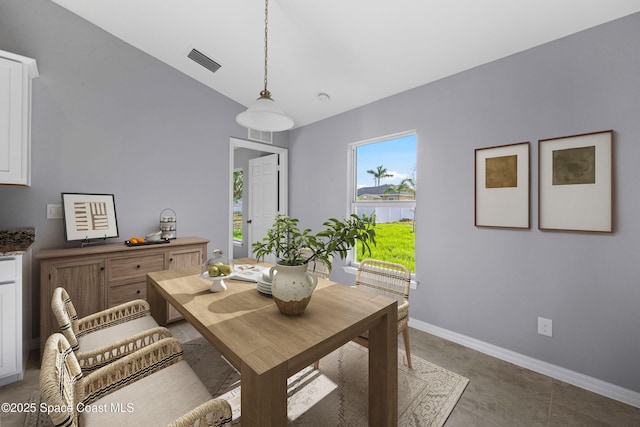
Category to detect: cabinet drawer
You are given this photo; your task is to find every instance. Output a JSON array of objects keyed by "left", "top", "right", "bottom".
[
  {"left": 107, "top": 254, "right": 165, "bottom": 283},
  {"left": 109, "top": 282, "right": 146, "bottom": 307},
  {"left": 0, "top": 258, "right": 17, "bottom": 282}
]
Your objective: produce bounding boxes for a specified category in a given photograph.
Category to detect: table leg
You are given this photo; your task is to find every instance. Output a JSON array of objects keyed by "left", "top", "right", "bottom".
[
  {"left": 146, "top": 276, "right": 167, "bottom": 326},
  {"left": 241, "top": 351, "right": 288, "bottom": 426},
  {"left": 368, "top": 303, "right": 398, "bottom": 426}
]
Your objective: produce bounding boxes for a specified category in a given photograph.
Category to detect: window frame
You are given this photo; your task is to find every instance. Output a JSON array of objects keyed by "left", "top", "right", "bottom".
[{"left": 344, "top": 130, "right": 417, "bottom": 282}]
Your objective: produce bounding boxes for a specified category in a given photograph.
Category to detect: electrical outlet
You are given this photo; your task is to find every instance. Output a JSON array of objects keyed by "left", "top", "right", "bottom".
[{"left": 538, "top": 317, "right": 553, "bottom": 337}]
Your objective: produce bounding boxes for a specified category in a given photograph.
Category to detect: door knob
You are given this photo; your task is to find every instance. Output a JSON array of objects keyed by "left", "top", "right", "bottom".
[{"left": 247, "top": 220, "right": 252, "bottom": 224}]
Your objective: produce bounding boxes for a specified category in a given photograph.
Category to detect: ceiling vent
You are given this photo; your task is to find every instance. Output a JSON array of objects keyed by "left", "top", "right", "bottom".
[
  {"left": 248, "top": 129, "right": 273, "bottom": 144},
  {"left": 187, "top": 48, "right": 221, "bottom": 74}
]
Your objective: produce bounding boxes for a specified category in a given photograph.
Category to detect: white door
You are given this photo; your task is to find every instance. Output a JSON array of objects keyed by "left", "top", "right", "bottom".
[{"left": 248, "top": 153, "right": 279, "bottom": 263}]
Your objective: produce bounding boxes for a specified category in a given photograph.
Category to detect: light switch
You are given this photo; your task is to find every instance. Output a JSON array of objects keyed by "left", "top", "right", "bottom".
[{"left": 47, "top": 204, "right": 63, "bottom": 219}]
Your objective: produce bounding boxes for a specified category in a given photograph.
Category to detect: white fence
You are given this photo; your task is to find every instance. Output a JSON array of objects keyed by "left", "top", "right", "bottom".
[{"left": 357, "top": 206, "right": 414, "bottom": 223}]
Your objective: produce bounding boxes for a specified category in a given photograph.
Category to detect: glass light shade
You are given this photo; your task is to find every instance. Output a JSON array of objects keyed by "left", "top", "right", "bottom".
[{"left": 236, "top": 96, "right": 294, "bottom": 132}]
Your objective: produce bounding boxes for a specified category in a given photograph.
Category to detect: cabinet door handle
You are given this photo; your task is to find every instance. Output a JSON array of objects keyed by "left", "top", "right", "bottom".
[
  {"left": 136, "top": 265, "right": 141, "bottom": 269},
  {"left": 100, "top": 267, "right": 105, "bottom": 271},
  {"left": 170, "top": 258, "right": 173, "bottom": 262},
  {"left": 136, "top": 290, "right": 141, "bottom": 294}
]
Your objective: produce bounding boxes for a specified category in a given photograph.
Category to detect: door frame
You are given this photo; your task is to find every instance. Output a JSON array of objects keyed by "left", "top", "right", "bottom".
[{"left": 228, "top": 137, "right": 288, "bottom": 259}]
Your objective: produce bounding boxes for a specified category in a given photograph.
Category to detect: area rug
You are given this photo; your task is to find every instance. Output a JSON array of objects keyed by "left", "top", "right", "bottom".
[
  {"left": 25, "top": 338, "right": 468, "bottom": 427},
  {"left": 183, "top": 338, "right": 468, "bottom": 426}
]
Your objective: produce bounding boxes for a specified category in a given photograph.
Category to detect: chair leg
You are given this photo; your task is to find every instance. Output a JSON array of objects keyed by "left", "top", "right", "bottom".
[
  {"left": 313, "top": 360, "right": 319, "bottom": 370},
  {"left": 402, "top": 327, "right": 412, "bottom": 369}
]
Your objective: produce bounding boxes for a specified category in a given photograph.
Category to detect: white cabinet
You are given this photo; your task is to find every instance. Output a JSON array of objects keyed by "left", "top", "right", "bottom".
[
  {"left": 0, "top": 50, "right": 38, "bottom": 186},
  {"left": 0, "top": 251, "right": 32, "bottom": 386},
  {"left": 0, "top": 280, "right": 17, "bottom": 379}
]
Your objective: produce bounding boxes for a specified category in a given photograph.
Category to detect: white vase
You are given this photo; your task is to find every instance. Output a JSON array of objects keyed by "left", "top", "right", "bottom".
[{"left": 269, "top": 263, "right": 318, "bottom": 315}]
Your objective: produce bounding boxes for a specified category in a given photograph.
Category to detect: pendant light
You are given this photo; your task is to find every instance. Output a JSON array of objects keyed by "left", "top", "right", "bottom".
[{"left": 236, "top": 0, "right": 294, "bottom": 132}]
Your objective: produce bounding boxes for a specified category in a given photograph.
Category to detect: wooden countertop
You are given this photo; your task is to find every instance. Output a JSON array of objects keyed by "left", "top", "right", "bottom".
[{"left": 36, "top": 236, "right": 209, "bottom": 259}]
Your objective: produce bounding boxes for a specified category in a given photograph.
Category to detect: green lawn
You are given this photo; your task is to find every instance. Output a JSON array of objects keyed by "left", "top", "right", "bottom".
[
  {"left": 239, "top": 215, "right": 415, "bottom": 272},
  {"left": 233, "top": 212, "right": 243, "bottom": 240},
  {"left": 356, "top": 221, "right": 415, "bottom": 272}
]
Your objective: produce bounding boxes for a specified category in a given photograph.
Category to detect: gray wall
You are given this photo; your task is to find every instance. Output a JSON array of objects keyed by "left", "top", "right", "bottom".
[
  {"left": 2, "top": 0, "right": 639, "bottom": 396},
  {"left": 288, "top": 13, "right": 640, "bottom": 393},
  {"left": 0, "top": 0, "right": 287, "bottom": 332}
]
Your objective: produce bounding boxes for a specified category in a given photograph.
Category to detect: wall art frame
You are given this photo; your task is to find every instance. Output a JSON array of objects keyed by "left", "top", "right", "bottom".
[
  {"left": 538, "top": 130, "right": 613, "bottom": 233},
  {"left": 62, "top": 192, "right": 119, "bottom": 242},
  {"left": 475, "top": 141, "right": 530, "bottom": 229}
]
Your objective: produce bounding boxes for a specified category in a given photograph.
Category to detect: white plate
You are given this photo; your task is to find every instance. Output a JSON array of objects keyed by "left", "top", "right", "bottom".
[
  {"left": 256, "top": 279, "right": 272, "bottom": 295},
  {"left": 257, "top": 279, "right": 271, "bottom": 287},
  {"left": 200, "top": 271, "right": 233, "bottom": 281}
]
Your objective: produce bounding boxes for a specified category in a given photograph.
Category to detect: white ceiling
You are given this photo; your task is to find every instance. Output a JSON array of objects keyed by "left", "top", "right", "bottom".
[{"left": 52, "top": 0, "right": 640, "bottom": 129}]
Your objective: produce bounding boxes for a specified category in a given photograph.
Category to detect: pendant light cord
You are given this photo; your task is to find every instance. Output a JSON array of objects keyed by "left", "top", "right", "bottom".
[
  {"left": 236, "top": 0, "right": 293, "bottom": 130},
  {"left": 262, "top": 0, "right": 270, "bottom": 96}
]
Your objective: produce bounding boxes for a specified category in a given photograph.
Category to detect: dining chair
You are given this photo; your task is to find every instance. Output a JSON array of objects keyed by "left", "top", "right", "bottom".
[
  {"left": 314, "top": 259, "right": 412, "bottom": 369},
  {"left": 51, "top": 287, "right": 171, "bottom": 372},
  {"left": 40, "top": 333, "right": 233, "bottom": 427},
  {"left": 352, "top": 259, "right": 413, "bottom": 368},
  {"left": 315, "top": 258, "right": 413, "bottom": 371}
]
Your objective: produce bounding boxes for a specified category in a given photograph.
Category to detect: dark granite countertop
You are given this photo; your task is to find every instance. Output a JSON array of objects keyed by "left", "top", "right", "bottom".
[{"left": 0, "top": 228, "right": 35, "bottom": 256}]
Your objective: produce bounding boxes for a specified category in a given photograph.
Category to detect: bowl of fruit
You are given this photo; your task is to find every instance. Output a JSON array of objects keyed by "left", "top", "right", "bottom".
[{"left": 200, "top": 249, "right": 234, "bottom": 292}]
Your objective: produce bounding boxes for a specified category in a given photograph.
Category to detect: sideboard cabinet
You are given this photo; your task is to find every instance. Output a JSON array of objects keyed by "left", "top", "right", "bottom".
[{"left": 37, "top": 237, "right": 208, "bottom": 355}]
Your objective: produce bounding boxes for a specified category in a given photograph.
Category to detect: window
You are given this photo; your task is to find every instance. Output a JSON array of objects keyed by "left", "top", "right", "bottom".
[
  {"left": 349, "top": 132, "right": 416, "bottom": 272},
  {"left": 233, "top": 168, "right": 243, "bottom": 244}
]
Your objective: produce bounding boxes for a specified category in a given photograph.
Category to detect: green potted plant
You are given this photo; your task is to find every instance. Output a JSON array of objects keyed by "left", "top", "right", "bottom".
[
  {"left": 252, "top": 213, "right": 376, "bottom": 315},
  {"left": 252, "top": 213, "right": 376, "bottom": 271}
]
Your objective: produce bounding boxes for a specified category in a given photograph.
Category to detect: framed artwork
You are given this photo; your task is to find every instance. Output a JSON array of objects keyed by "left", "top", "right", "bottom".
[
  {"left": 538, "top": 130, "right": 613, "bottom": 233},
  {"left": 475, "top": 142, "right": 530, "bottom": 229},
  {"left": 62, "top": 193, "right": 119, "bottom": 241}
]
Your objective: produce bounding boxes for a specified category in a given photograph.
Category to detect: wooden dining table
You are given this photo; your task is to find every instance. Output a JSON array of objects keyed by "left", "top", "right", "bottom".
[{"left": 146, "top": 260, "right": 398, "bottom": 426}]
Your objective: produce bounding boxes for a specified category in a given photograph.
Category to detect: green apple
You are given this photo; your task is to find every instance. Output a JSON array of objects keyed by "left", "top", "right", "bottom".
[
  {"left": 208, "top": 266, "right": 220, "bottom": 277},
  {"left": 219, "top": 264, "right": 232, "bottom": 276}
]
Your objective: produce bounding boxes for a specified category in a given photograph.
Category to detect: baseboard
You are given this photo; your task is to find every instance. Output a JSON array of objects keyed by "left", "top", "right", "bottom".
[
  {"left": 409, "top": 318, "right": 640, "bottom": 409},
  {"left": 0, "top": 373, "right": 22, "bottom": 387}
]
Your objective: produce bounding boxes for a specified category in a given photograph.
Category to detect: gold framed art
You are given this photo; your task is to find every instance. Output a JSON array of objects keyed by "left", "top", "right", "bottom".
[
  {"left": 475, "top": 142, "right": 530, "bottom": 229},
  {"left": 538, "top": 130, "right": 613, "bottom": 233}
]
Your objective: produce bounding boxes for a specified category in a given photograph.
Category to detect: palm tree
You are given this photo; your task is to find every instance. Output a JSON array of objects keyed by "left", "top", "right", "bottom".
[
  {"left": 396, "top": 178, "right": 416, "bottom": 195},
  {"left": 383, "top": 178, "right": 415, "bottom": 196},
  {"left": 367, "top": 165, "right": 393, "bottom": 187},
  {"left": 383, "top": 177, "right": 417, "bottom": 232},
  {"left": 233, "top": 170, "right": 243, "bottom": 202}
]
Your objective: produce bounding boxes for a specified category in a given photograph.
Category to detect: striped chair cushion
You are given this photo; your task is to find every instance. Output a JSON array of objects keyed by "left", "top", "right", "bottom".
[{"left": 81, "top": 361, "right": 213, "bottom": 427}]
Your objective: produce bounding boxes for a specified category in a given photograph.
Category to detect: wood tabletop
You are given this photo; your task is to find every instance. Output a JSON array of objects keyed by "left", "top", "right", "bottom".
[
  {"left": 146, "top": 259, "right": 398, "bottom": 426},
  {"left": 146, "top": 263, "right": 396, "bottom": 376}
]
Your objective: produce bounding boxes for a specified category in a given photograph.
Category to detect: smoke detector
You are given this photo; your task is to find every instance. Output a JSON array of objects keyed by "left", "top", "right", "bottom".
[{"left": 317, "top": 93, "right": 331, "bottom": 102}]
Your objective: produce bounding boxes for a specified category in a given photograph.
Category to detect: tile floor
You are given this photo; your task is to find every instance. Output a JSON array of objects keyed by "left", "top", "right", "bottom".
[{"left": 1, "top": 323, "right": 638, "bottom": 426}]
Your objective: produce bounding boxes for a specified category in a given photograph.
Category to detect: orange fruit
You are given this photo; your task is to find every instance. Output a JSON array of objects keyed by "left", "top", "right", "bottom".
[
  {"left": 137, "top": 238, "right": 145, "bottom": 243},
  {"left": 130, "top": 237, "right": 138, "bottom": 244}
]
